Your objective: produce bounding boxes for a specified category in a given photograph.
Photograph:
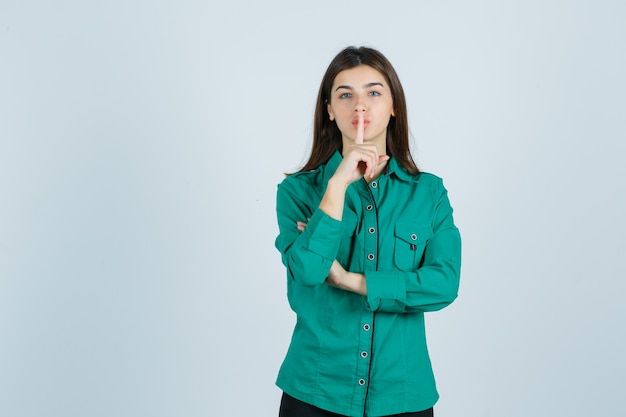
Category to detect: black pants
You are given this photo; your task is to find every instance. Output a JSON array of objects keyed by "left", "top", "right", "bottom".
[{"left": 279, "top": 392, "right": 434, "bottom": 417}]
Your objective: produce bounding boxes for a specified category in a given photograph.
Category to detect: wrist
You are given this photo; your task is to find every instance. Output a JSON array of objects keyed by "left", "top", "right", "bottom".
[
  {"left": 319, "top": 177, "right": 348, "bottom": 220},
  {"left": 349, "top": 272, "right": 367, "bottom": 296},
  {"left": 327, "top": 175, "right": 350, "bottom": 192}
]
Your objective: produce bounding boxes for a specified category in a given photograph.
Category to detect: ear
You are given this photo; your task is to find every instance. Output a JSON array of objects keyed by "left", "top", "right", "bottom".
[
  {"left": 327, "top": 102, "right": 335, "bottom": 121},
  {"left": 391, "top": 107, "right": 396, "bottom": 117}
]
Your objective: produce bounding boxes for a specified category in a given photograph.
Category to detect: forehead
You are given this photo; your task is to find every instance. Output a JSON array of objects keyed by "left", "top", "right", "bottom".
[{"left": 332, "top": 65, "right": 388, "bottom": 88}]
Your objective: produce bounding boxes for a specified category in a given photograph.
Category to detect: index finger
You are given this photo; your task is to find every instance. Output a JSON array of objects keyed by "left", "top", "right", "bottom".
[{"left": 355, "top": 113, "right": 364, "bottom": 145}]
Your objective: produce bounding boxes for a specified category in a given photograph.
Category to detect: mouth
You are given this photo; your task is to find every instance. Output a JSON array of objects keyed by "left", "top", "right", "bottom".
[{"left": 352, "top": 118, "right": 370, "bottom": 127}]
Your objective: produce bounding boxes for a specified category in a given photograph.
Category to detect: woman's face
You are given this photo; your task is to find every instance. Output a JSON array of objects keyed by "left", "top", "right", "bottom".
[{"left": 327, "top": 65, "right": 395, "bottom": 152}]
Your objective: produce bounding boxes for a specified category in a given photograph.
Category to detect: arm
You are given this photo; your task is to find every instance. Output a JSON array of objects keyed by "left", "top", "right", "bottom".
[
  {"left": 275, "top": 114, "right": 389, "bottom": 287},
  {"left": 362, "top": 180, "right": 461, "bottom": 313},
  {"left": 275, "top": 181, "right": 343, "bottom": 287},
  {"left": 326, "top": 260, "right": 367, "bottom": 295}
]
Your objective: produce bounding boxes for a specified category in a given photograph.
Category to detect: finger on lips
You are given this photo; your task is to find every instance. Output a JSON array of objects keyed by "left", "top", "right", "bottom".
[{"left": 355, "top": 113, "right": 364, "bottom": 145}]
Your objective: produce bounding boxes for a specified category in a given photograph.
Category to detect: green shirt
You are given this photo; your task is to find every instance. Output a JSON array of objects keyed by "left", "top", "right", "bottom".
[{"left": 275, "top": 151, "right": 461, "bottom": 417}]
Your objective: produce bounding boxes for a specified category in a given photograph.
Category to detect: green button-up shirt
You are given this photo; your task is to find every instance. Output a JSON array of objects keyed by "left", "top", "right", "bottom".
[{"left": 275, "top": 151, "right": 461, "bottom": 417}]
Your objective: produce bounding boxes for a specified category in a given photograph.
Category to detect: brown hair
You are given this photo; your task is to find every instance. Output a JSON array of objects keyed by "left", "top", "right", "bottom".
[{"left": 297, "top": 46, "right": 419, "bottom": 175}]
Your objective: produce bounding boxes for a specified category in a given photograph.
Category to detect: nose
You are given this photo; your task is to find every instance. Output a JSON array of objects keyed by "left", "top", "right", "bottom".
[{"left": 354, "top": 95, "right": 367, "bottom": 112}]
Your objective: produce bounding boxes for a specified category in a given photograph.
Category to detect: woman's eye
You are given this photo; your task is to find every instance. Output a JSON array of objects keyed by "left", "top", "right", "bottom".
[
  {"left": 369, "top": 91, "right": 381, "bottom": 96},
  {"left": 339, "top": 93, "right": 351, "bottom": 99}
]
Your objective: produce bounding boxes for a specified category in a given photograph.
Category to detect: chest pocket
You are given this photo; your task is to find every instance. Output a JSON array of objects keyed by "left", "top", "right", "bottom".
[{"left": 394, "top": 222, "right": 433, "bottom": 271}]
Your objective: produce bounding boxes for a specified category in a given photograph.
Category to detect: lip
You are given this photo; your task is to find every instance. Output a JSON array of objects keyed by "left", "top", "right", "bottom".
[{"left": 352, "top": 118, "right": 370, "bottom": 127}]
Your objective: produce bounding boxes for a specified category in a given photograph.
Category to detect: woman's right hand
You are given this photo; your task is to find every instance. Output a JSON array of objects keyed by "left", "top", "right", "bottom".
[
  {"left": 331, "top": 113, "right": 389, "bottom": 186},
  {"left": 320, "top": 114, "right": 388, "bottom": 220}
]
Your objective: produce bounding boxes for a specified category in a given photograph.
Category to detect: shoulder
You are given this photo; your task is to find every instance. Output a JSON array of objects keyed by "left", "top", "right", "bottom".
[
  {"left": 416, "top": 172, "right": 444, "bottom": 187},
  {"left": 276, "top": 167, "right": 327, "bottom": 201},
  {"left": 279, "top": 169, "right": 322, "bottom": 189},
  {"left": 406, "top": 171, "right": 447, "bottom": 198},
  {"left": 414, "top": 172, "right": 455, "bottom": 207},
  {"left": 395, "top": 169, "right": 444, "bottom": 188}
]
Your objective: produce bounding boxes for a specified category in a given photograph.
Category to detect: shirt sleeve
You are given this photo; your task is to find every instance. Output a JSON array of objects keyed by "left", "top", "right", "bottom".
[
  {"left": 364, "top": 179, "right": 462, "bottom": 313},
  {"left": 274, "top": 179, "right": 343, "bottom": 287}
]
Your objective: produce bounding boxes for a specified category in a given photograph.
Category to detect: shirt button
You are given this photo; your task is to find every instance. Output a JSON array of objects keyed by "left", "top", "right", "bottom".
[
  {"left": 363, "top": 324, "right": 371, "bottom": 331},
  {"left": 410, "top": 233, "right": 418, "bottom": 241},
  {"left": 365, "top": 204, "right": 373, "bottom": 211},
  {"left": 368, "top": 227, "right": 375, "bottom": 234},
  {"left": 367, "top": 253, "right": 375, "bottom": 261},
  {"left": 360, "top": 351, "right": 368, "bottom": 358},
  {"left": 358, "top": 379, "right": 366, "bottom": 386},
  {"left": 371, "top": 181, "right": 377, "bottom": 188}
]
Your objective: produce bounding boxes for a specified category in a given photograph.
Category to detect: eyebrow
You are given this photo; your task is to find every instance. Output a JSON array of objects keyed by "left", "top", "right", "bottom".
[{"left": 335, "top": 82, "right": 384, "bottom": 92}]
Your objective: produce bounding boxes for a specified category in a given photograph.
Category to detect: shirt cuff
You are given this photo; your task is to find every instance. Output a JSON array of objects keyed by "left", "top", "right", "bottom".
[
  {"left": 364, "top": 271, "right": 407, "bottom": 312},
  {"left": 303, "top": 208, "right": 343, "bottom": 260}
]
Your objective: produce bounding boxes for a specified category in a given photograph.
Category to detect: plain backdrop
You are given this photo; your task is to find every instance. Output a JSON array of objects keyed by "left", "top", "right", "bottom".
[{"left": 1, "top": 1, "right": 625, "bottom": 416}]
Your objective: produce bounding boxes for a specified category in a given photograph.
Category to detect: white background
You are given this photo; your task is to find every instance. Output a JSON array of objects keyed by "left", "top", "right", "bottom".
[{"left": 1, "top": 1, "right": 625, "bottom": 416}]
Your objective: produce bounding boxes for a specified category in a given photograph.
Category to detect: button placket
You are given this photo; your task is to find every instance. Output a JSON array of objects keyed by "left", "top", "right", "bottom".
[
  {"left": 355, "top": 182, "right": 377, "bottom": 398},
  {"left": 355, "top": 313, "right": 373, "bottom": 394},
  {"left": 362, "top": 191, "right": 377, "bottom": 266}
]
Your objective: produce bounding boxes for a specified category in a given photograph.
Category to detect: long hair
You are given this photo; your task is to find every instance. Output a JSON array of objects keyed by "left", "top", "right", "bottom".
[{"left": 297, "top": 46, "right": 419, "bottom": 175}]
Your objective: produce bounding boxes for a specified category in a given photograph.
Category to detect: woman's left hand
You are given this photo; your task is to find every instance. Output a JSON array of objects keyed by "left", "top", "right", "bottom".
[{"left": 296, "top": 220, "right": 308, "bottom": 231}]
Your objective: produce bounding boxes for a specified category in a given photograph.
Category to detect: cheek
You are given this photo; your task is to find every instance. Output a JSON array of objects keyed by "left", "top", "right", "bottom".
[
  {"left": 328, "top": 103, "right": 351, "bottom": 121},
  {"left": 332, "top": 109, "right": 350, "bottom": 124},
  {"left": 334, "top": 117, "right": 355, "bottom": 136}
]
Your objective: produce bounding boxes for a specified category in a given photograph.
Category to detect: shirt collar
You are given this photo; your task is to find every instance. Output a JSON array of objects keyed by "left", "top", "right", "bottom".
[{"left": 386, "top": 155, "right": 417, "bottom": 182}]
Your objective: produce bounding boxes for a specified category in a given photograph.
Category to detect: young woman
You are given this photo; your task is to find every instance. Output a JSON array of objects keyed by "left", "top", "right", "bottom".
[{"left": 275, "top": 46, "right": 461, "bottom": 417}]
